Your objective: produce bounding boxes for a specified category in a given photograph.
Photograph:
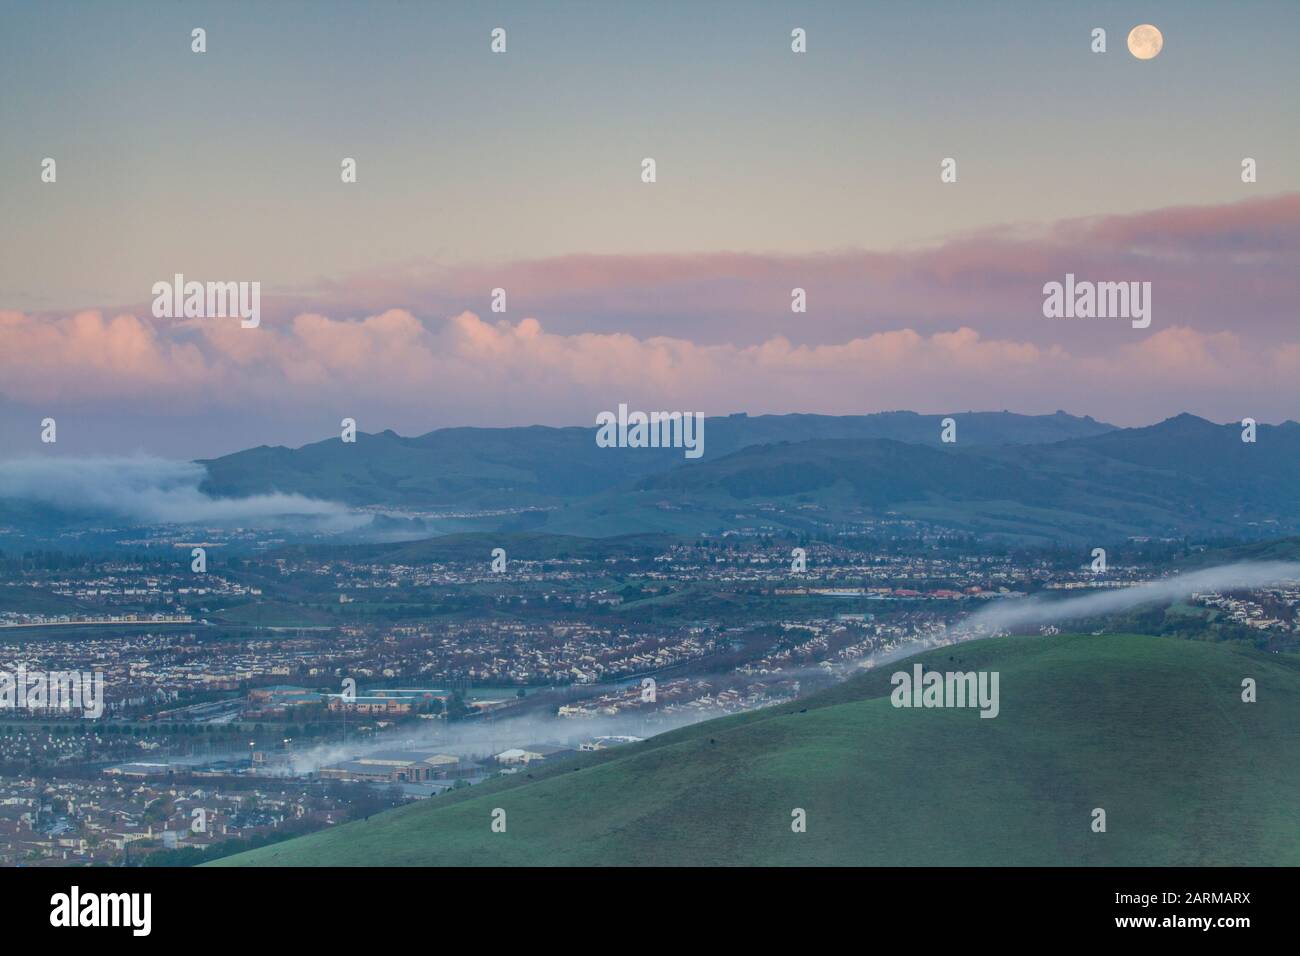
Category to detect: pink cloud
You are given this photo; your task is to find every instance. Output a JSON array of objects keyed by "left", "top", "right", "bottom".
[
  {"left": 0, "top": 310, "right": 213, "bottom": 401},
  {"left": 271, "top": 192, "right": 1299, "bottom": 354},
  {"left": 2, "top": 194, "right": 1295, "bottom": 450},
  {"left": 1, "top": 304, "right": 1293, "bottom": 432}
]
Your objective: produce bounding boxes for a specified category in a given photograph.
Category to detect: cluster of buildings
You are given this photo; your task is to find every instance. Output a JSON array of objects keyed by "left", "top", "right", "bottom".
[
  {"left": 2, "top": 536, "right": 1295, "bottom": 867},
  {"left": 1193, "top": 585, "right": 1300, "bottom": 632},
  {"left": 319, "top": 749, "right": 480, "bottom": 788},
  {"left": 0, "top": 611, "right": 194, "bottom": 629},
  {"left": 0, "top": 773, "right": 350, "bottom": 866},
  {"left": 2, "top": 564, "right": 259, "bottom": 616}
]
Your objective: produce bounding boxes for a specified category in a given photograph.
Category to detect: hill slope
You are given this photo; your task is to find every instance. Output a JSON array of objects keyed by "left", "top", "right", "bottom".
[
  {"left": 558, "top": 415, "right": 1300, "bottom": 541},
  {"left": 196, "top": 410, "right": 1114, "bottom": 508},
  {"left": 191, "top": 414, "right": 1297, "bottom": 541},
  {"left": 215, "top": 634, "right": 1300, "bottom": 866}
]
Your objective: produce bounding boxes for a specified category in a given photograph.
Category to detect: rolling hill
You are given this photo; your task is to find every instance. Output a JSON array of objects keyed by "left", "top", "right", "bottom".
[
  {"left": 196, "top": 410, "right": 1115, "bottom": 508},
  {"left": 189, "top": 413, "right": 1297, "bottom": 542},
  {"left": 609, "top": 415, "right": 1300, "bottom": 542},
  {"left": 214, "top": 633, "right": 1300, "bottom": 866},
  {"left": 3, "top": 412, "right": 1292, "bottom": 546}
]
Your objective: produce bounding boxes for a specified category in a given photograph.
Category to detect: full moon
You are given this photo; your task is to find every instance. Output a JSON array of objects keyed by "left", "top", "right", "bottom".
[{"left": 1127, "top": 24, "right": 1163, "bottom": 59}]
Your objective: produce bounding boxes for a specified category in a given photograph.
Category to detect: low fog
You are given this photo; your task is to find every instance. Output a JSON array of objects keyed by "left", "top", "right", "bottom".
[
  {"left": 281, "top": 702, "right": 710, "bottom": 777},
  {"left": 261, "top": 560, "right": 1298, "bottom": 774},
  {"left": 958, "top": 561, "right": 1300, "bottom": 636},
  {"left": 693, "top": 561, "right": 1300, "bottom": 705},
  {"left": 0, "top": 455, "right": 366, "bottom": 531}
]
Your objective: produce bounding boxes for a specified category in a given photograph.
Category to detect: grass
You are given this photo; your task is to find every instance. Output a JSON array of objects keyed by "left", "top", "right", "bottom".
[
  {"left": 210, "top": 600, "right": 338, "bottom": 626},
  {"left": 214, "top": 633, "right": 1300, "bottom": 866}
]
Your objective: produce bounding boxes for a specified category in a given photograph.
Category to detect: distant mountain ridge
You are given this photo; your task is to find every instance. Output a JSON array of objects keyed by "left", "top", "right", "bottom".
[
  {"left": 197, "top": 410, "right": 1115, "bottom": 508},
  {"left": 0, "top": 412, "right": 1292, "bottom": 546},
  {"left": 616, "top": 415, "right": 1300, "bottom": 542},
  {"left": 190, "top": 411, "right": 1299, "bottom": 543}
]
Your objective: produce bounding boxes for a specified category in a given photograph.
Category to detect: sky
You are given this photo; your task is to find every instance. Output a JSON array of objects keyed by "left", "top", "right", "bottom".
[{"left": 0, "top": 0, "right": 1297, "bottom": 458}]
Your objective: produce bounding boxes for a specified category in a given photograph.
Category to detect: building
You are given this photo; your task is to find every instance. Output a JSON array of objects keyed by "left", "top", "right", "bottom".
[
  {"left": 494, "top": 744, "right": 575, "bottom": 765},
  {"left": 103, "top": 763, "right": 173, "bottom": 779},
  {"left": 319, "top": 749, "right": 464, "bottom": 783},
  {"left": 325, "top": 688, "right": 447, "bottom": 715},
  {"left": 244, "top": 685, "right": 323, "bottom": 716}
]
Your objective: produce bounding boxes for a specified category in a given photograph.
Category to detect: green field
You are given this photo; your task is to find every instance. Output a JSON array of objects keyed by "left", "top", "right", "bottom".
[
  {"left": 215, "top": 633, "right": 1300, "bottom": 866},
  {"left": 210, "top": 599, "right": 339, "bottom": 626}
]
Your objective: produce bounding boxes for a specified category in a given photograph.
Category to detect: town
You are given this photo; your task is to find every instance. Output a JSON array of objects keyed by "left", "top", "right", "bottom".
[{"left": 1, "top": 531, "right": 1295, "bottom": 864}]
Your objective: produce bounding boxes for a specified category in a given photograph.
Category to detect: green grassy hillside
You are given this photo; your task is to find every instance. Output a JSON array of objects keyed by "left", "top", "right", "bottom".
[{"left": 215, "top": 633, "right": 1300, "bottom": 866}]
